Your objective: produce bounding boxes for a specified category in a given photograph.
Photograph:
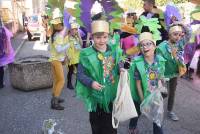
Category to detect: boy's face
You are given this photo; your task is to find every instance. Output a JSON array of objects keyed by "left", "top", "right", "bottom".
[
  {"left": 53, "top": 23, "right": 63, "bottom": 31},
  {"left": 143, "top": 1, "right": 153, "bottom": 12},
  {"left": 70, "top": 28, "right": 78, "bottom": 36},
  {"left": 93, "top": 32, "right": 109, "bottom": 48},
  {"left": 140, "top": 39, "right": 156, "bottom": 57},
  {"left": 169, "top": 31, "right": 182, "bottom": 43}
]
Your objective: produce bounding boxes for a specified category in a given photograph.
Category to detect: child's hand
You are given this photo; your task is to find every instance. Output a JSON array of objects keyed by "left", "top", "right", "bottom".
[
  {"left": 91, "top": 81, "right": 104, "bottom": 91},
  {"left": 62, "top": 56, "right": 69, "bottom": 65},
  {"left": 120, "top": 68, "right": 126, "bottom": 72},
  {"left": 124, "top": 58, "right": 131, "bottom": 69}
]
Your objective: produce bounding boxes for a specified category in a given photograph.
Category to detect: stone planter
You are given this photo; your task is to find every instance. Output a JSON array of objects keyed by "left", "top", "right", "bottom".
[{"left": 9, "top": 55, "right": 53, "bottom": 91}]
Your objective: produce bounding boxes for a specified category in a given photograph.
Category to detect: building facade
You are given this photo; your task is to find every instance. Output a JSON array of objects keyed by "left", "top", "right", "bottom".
[{"left": 0, "top": 0, "right": 47, "bottom": 34}]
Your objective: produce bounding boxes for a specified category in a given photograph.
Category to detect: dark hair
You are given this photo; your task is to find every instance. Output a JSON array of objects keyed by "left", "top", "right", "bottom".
[
  {"left": 51, "top": 23, "right": 63, "bottom": 43},
  {"left": 196, "top": 56, "right": 200, "bottom": 78},
  {"left": 143, "top": 0, "right": 155, "bottom": 5}
]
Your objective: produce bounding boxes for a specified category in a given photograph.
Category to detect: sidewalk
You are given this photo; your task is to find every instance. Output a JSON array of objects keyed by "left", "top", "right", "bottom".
[{"left": 11, "top": 32, "right": 27, "bottom": 56}]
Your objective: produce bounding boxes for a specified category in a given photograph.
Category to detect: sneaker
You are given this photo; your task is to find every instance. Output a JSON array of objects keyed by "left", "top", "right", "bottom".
[
  {"left": 51, "top": 103, "right": 64, "bottom": 110},
  {"left": 67, "top": 82, "right": 74, "bottom": 90},
  {"left": 168, "top": 111, "right": 179, "bottom": 121},
  {"left": 58, "top": 98, "right": 64, "bottom": 103},
  {"left": 188, "top": 77, "right": 193, "bottom": 81},
  {"left": 51, "top": 97, "right": 64, "bottom": 110}
]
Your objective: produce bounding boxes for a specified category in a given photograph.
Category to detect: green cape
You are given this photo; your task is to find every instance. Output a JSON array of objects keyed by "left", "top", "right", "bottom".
[
  {"left": 129, "top": 55, "right": 166, "bottom": 103},
  {"left": 156, "top": 41, "right": 182, "bottom": 78},
  {"left": 76, "top": 45, "right": 122, "bottom": 112}
]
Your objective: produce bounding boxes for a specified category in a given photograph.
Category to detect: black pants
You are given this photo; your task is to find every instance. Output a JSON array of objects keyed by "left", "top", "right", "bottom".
[
  {"left": 0, "top": 66, "right": 4, "bottom": 86},
  {"left": 67, "top": 64, "right": 78, "bottom": 83},
  {"left": 129, "top": 101, "right": 163, "bottom": 134},
  {"left": 167, "top": 77, "right": 178, "bottom": 111},
  {"left": 89, "top": 107, "right": 117, "bottom": 134}
]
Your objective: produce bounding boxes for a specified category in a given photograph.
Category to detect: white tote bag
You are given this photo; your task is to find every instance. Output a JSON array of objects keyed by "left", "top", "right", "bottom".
[{"left": 112, "top": 70, "right": 138, "bottom": 128}]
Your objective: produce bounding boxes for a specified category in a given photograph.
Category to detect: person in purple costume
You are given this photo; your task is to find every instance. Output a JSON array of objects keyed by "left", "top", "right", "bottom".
[{"left": 0, "top": 17, "right": 15, "bottom": 89}]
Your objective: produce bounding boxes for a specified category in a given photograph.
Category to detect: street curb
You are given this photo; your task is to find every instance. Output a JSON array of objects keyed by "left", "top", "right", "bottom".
[{"left": 14, "top": 39, "right": 26, "bottom": 56}]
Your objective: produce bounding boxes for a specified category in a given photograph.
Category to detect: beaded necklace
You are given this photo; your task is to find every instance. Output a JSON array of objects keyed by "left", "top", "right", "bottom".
[
  {"left": 144, "top": 56, "right": 159, "bottom": 92},
  {"left": 97, "top": 51, "right": 115, "bottom": 85}
]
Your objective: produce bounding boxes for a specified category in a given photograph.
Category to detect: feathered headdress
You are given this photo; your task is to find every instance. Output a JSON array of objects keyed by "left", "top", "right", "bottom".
[
  {"left": 64, "top": 0, "right": 123, "bottom": 33},
  {"left": 164, "top": 3, "right": 182, "bottom": 28}
]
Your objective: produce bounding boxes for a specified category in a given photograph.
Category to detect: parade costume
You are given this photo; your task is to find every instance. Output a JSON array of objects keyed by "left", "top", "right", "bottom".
[
  {"left": 0, "top": 26, "right": 14, "bottom": 67},
  {"left": 120, "top": 34, "right": 139, "bottom": 56},
  {"left": 136, "top": 0, "right": 168, "bottom": 45},
  {"left": 128, "top": 32, "right": 166, "bottom": 134},
  {"left": 157, "top": 23, "right": 191, "bottom": 121},
  {"left": 76, "top": 20, "right": 123, "bottom": 134},
  {"left": 66, "top": 22, "right": 82, "bottom": 89},
  {"left": 164, "top": 3, "right": 182, "bottom": 29},
  {"left": 49, "top": 8, "right": 69, "bottom": 110},
  {"left": 189, "top": 26, "right": 200, "bottom": 71},
  {"left": 190, "top": 49, "right": 200, "bottom": 70},
  {"left": 64, "top": 0, "right": 123, "bottom": 33},
  {"left": 129, "top": 55, "right": 165, "bottom": 102},
  {"left": 135, "top": 15, "right": 163, "bottom": 45},
  {"left": 0, "top": 25, "right": 14, "bottom": 88},
  {"left": 120, "top": 11, "right": 139, "bottom": 58},
  {"left": 76, "top": 45, "right": 122, "bottom": 112}
]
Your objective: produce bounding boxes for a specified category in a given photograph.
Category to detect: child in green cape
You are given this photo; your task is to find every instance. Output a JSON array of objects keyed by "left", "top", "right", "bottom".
[
  {"left": 129, "top": 32, "right": 166, "bottom": 134},
  {"left": 76, "top": 20, "right": 123, "bottom": 134},
  {"left": 157, "top": 22, "right": 191, "bottom": 121}
]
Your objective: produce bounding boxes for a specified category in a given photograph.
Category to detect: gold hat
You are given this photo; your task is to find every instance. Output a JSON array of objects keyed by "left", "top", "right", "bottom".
[
  {"left": 70, "top": 22, "right": 79, "bottom": 29},
  {"left": 91, "top": 20, "right": 109, "bottom": 34},
  {"left": 139, "top": 32, "right": 156, "bottom": 45},
  {"left": 50, "top": 17, "right": 63, "bottom": 25},
  {"left": 52, "top": 8, "right": 63, "bottom": 19},
  {"left": 169, "top": 25, "right": 182, "bottom": 34},
  {"left": 50, "top": 8, "right": 63, "bottom": 25}
]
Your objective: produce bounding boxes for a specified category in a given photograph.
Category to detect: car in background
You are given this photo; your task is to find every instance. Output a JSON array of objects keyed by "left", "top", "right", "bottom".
[{"left": 26, "top": 15, "right": 40, "bottom": 41}]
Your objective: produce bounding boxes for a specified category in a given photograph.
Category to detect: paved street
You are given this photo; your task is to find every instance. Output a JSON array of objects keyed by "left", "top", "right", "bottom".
[{"left": 0, "top": 36, "right": 200, "bottom": 134}]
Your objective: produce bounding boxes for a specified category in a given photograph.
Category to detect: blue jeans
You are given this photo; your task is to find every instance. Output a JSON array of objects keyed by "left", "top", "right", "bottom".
[{"left": 129, "top": 101, "right": 163, "bottom": 134}]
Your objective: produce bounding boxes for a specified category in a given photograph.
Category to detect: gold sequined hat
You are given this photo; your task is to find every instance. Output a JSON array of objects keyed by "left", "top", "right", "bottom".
[
  {"left": 139, "top": 32, "right": 156, "bottom": 45},
  {"left": 50, "top": 8, "right": 63, "bottom": 25},
  {"left": 70, "top": 22, "right": 79, "bottom": 29},
  {"left": 169, "top": 25, "right": 182, "bottom": 34},
  {"left": 91, "top": 20, "right": 109, "bottom": 34}
]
